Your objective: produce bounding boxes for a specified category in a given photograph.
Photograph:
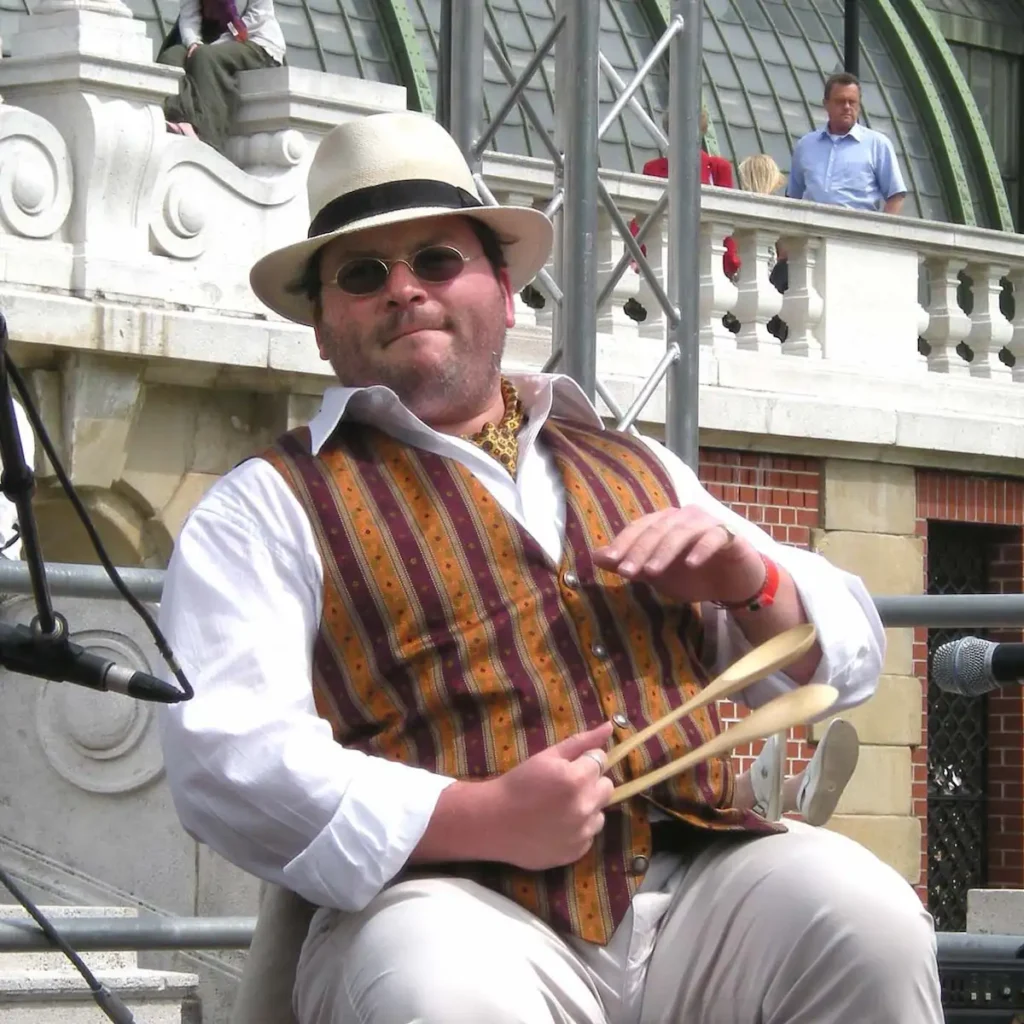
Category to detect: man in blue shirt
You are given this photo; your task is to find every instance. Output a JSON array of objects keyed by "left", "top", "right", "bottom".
[{"left": 787, "top": 72, "right": 907, "bottom": 214}]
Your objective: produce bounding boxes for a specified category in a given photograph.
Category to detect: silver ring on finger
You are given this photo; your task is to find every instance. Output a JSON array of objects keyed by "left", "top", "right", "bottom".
[{"left": 582, "top": 750, "right": 606, "bottom": 772}]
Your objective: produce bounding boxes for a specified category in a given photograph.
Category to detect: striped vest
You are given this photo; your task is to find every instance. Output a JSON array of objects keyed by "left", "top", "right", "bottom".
[{"left": 263, "top": 418, "right": 775, "bottom": 944}]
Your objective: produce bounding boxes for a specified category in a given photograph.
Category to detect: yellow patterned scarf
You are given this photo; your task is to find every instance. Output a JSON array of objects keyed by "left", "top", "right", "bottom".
[{"left": 464, "top": 378, "right": 524, "bottom": 476}]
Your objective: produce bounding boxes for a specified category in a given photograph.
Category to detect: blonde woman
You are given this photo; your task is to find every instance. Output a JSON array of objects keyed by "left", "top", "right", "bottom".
[
  {"left": 738, "top": 153, "right": 786, "bottom": 196},
  {"left": 736, "top": 153, "right": 790, "bottom": 341}
]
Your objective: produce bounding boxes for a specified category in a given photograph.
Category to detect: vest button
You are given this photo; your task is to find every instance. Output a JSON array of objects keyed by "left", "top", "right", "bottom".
[
  {"left": 631, "top": 855, "right": 650, "bottom": 874},
  {"left": 563, "top": 571, "right": 580, "bottom": 589},
  {"left": 612, "top": 713, "right": 629, "bottom": 728},
  {"left": 590, "top": 643, "right": 607, "bottom": 658}
]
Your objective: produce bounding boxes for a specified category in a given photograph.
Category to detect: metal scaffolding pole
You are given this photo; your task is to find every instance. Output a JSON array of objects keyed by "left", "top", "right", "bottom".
[
  {"left": 844, "top": 0, "right": 860, "bottom": 78},
  {"left": 555, "top": 0, "right": 600, "bottom": 400},
  {"left": 665, "top": 0, "right": 703, "bottom": 466},
  {"left": 437, "top": 0, "right": 485, "bottom": 165}
]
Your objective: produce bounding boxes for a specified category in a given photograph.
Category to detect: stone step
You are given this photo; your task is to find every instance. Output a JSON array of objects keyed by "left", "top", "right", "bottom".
[{"left": 0, "top": 969, "right": 198, "bottom": 1023}]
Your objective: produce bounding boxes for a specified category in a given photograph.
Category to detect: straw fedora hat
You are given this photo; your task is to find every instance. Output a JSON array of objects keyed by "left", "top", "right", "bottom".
[{"left": 249, "top": 110, "right": 554, "bottom": 326}]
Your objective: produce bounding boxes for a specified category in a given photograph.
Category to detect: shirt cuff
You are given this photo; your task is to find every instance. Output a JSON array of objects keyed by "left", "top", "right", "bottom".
[{"left": 281, "top": 760, "right": 456, "bottom": 911}]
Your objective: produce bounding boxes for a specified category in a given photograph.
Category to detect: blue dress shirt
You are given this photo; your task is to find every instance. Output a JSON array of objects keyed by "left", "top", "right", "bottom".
[{"left": 787, "top": 123, "right": 907, "bottom": 211}]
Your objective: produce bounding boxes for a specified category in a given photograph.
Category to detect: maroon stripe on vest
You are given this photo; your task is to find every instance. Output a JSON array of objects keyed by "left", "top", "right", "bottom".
[
  {"left": 335, "top": 430, "right": 496, "bottom": 776},
  {"left": 282, "top": 430, "right": 439, "bottom": 769},
  {"left": 413, "top": 448, "right": 569, "bottom": 762},
  {"left": 275, "top": 434, "right": 411, "bottom": 748},
  {"left": 548, "top": 426, "right": 720, "bottom": 807}
]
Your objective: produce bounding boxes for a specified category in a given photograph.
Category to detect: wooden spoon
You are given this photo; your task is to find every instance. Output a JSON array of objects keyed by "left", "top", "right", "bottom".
[
  {"left": 604, "top": 623, "right": 817, "bottom": 772},
  {"left": 606, "top": 682, "right": 838, "bottom": 806}
]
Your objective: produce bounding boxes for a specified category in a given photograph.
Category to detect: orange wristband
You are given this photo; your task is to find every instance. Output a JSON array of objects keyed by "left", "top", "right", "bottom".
[{"left": 713, "top": 554, "right": 779, "bottom": 612}]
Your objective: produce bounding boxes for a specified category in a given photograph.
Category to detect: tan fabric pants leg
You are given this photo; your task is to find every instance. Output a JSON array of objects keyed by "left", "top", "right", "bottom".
[
  {"left": 294, "top": 876, "right": 608, "bottom": 1024},
  {"left": 293, "top": 823, "right": 942, "bottom": 1024},
  {"left": 640, "top": 821, "right": 943, "bottom": 1023}
]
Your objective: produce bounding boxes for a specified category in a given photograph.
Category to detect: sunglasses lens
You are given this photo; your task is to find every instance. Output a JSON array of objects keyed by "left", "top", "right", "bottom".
[
  {"left": 412, "top": 246, "right": 466, "bottom": 283},
  {"left": 337, "top": 259, "right": 388, "bottom": 295}
]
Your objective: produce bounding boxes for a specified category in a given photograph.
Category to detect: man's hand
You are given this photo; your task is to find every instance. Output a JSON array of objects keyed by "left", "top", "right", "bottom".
[
  {"left": 186, "top": 42, "right": 201, "bottom": 58},
  {"left": 412, "top": 722, "right": 615, "bottom": 870},
  {"left": 488, "top": 723, "right": 615, "bottom": 870},
  {"left": 593, "top": 506, "right": 765, "bottom": 606}
]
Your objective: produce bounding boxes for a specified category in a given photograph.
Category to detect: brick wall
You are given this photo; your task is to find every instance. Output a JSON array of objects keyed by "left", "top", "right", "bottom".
[
  {"left": 988, "top": 536, "right": 1024, "bottom": 888},
  {"left": 696, "top": 449, "right": 821, "bottom": 779},
  {"left": 917, "top": 471, "right": 1024, "bottom": 905}
]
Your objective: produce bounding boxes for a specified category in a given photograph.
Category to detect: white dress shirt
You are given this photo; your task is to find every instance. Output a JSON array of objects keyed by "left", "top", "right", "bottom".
[{"left": 157, "top": 373, "right": 884, "bottom": 913}]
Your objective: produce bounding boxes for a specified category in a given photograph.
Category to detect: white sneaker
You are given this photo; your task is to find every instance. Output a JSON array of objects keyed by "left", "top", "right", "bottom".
[
  {"left": 795, "top": 718, "right": 859, "bottom": 826},
  {"left": 750, "top": 731, "right": 785, "bottom": 821}
]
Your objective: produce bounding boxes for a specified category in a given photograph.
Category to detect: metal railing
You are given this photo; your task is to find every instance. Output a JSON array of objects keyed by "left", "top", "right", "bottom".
[
  {"left": 2, "top": 555, "right": 1024, "bottom": 978},
  {"left": 5, "top": 559, "right": 1024, "bottom": 628},
  {"left": 0, "top": 913, "right": 1018, "bottom": 959}
]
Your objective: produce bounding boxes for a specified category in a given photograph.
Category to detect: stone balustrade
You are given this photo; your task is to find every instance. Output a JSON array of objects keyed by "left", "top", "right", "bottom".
[{"left": 0, "top": 0, "right": 1018, "bottom": 474}]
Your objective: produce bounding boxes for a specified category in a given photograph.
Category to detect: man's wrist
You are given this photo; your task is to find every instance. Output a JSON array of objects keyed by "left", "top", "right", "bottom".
[
  {"left": 713, "top": 553, "right": 778, "bottom": 612},
  {"left": 411, "top": 777, "right": 506, "bottom": 864}
]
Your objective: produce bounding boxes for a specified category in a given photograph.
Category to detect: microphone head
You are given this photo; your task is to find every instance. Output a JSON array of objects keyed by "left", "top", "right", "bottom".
[{"left": 932, "top": 636, "right": 994, "bottom": 697}]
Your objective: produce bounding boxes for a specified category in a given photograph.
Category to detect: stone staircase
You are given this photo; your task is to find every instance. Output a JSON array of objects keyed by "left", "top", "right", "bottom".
[{"left": 0, "top": 906, "right": 198, "bottom": 1022}]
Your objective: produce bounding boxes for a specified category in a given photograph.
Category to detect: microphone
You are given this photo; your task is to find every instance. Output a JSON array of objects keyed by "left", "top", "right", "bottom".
[
  {"left": 0, "top": 619, "right": 184, "bottom": 703},
  {"left": 932, "top": 636, "right": 1024, "bottom": 697}
]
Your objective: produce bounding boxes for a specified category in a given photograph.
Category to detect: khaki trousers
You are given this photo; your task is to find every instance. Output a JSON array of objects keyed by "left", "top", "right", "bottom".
[{"left": 293, "top": 823, "right": 942, "bottom": 1024}]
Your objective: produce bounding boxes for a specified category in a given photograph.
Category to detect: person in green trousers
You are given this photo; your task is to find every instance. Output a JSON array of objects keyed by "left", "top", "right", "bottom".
[{"left": 157, "top": 0, "right": 285, "bottom": 154}]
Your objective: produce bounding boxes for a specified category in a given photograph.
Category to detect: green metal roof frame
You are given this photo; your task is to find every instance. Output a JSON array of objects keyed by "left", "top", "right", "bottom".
[
  {"left": 643, "top": 0, "right": 979, "bottom": 221},
  {"left": 867, "top": 0, "right": 974, "bottom": 224},
  {"left": 377, "top": 0, "right": 435, "bottom": 113},
  {"left": 896, "top": 0, "right": 1014, "bottom": 230},
  {"left": 378, "top": 0, "right": 1010, "bottom": 227},
  {"left": 640, "top": 0, "right": 720, "bottom": 153}
]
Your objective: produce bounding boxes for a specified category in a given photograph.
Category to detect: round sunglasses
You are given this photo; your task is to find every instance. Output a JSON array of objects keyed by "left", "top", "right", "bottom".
[{"left": 329, "top": 244, "right": 474, "bottom": 296}]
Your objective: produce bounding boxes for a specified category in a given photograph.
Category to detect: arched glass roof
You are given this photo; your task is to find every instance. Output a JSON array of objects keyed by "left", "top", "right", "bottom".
[
  {"left": 408, "top": 0, "right": 670, "bottom": 173},
  {"left": 701, "top": 0, "right": 946, "bottom": 220},
  {"left": 3, "top": 0, "right": 1016, "bottom": 225},
  {"left": 407, "top": 0, "right": 947, "bottom": 218}
]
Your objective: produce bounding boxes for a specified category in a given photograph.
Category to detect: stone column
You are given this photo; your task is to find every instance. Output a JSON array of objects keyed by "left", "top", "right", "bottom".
[{"left": 812, "top": 460, "right": 924, "bottom": 885}]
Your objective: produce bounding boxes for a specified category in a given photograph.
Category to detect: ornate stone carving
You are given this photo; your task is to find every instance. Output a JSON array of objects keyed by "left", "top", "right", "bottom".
[
  {"left": 0, "top": 596, "right": 165, "bottom": 795},
  {"left": 0, "top": 106, "right": 72, "bottom": 239},
  {"left": 148, "top": 142, "right": 307, "bottom": 261},
  {"left": 35, "top": 629, "right": 164, "bottom": 794}
]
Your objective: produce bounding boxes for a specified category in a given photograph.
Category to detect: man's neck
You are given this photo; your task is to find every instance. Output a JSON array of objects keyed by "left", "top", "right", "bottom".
[
  {"left": 425, "top": 386, "right": 508, "bottom": 439},
  {"left": 827, "top": 121, "right": 854, "bottom": 137}
]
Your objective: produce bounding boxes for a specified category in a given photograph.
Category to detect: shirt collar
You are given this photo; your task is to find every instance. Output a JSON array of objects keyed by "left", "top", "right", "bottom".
[
  {"left": 306, "top": 372, "right": 604, "bottom": 455},
  {"left": 820, "top": 122, "right": 864, "bottom": 141}
]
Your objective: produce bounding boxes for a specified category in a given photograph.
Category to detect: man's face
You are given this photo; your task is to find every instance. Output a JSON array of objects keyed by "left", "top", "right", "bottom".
[
  {"left": 313, "top": 215, "right": 515, "bottom": 426},
  {"left": 825, "top": 83, "right": 860, "bottom": 133}
]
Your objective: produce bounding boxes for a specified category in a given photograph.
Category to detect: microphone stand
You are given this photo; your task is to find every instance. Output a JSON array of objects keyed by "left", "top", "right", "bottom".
[
  {"left": 0, "top": 314, "right": 136, "bottom": 1022},
  {"left": 0, "top": 313, "right": 64, "bottom": 641}
]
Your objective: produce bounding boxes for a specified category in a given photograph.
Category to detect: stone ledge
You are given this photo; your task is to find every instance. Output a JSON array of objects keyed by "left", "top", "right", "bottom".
[
  {"left": 234, "top": 66, "right": 407, "bottom": 137},
  {"left": 967, "top": 889, "right": 1024, "bottom": 934}
]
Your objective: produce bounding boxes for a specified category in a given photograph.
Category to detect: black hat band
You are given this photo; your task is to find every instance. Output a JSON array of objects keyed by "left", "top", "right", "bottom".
[{"left": 308, "top": 179, "right": 483, "bottom": 239}]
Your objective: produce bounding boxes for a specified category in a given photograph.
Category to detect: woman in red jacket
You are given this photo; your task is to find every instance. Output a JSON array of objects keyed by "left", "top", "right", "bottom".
[{"left": 625, "top": 109, "right": 740, "bottom": 322}]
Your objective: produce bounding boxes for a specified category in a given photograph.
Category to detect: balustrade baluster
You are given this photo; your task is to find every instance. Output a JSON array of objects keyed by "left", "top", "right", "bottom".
[
  {"left": 922, "top": 257, "right": 972, "bottom": 375},
  {"left": 732, "top": 227, "right": 784, "bottom": 354},
  {"left": 778, "top": 235, "right": 822, "bottom": 359},
  {"left": 965, "top": 262, "right": 1013, "bottom": 379}
]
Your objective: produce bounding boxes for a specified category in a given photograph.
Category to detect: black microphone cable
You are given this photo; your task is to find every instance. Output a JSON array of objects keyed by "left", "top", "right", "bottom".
[{"left": 0, "top": 348, "right": 197, "bottom": 1022}]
